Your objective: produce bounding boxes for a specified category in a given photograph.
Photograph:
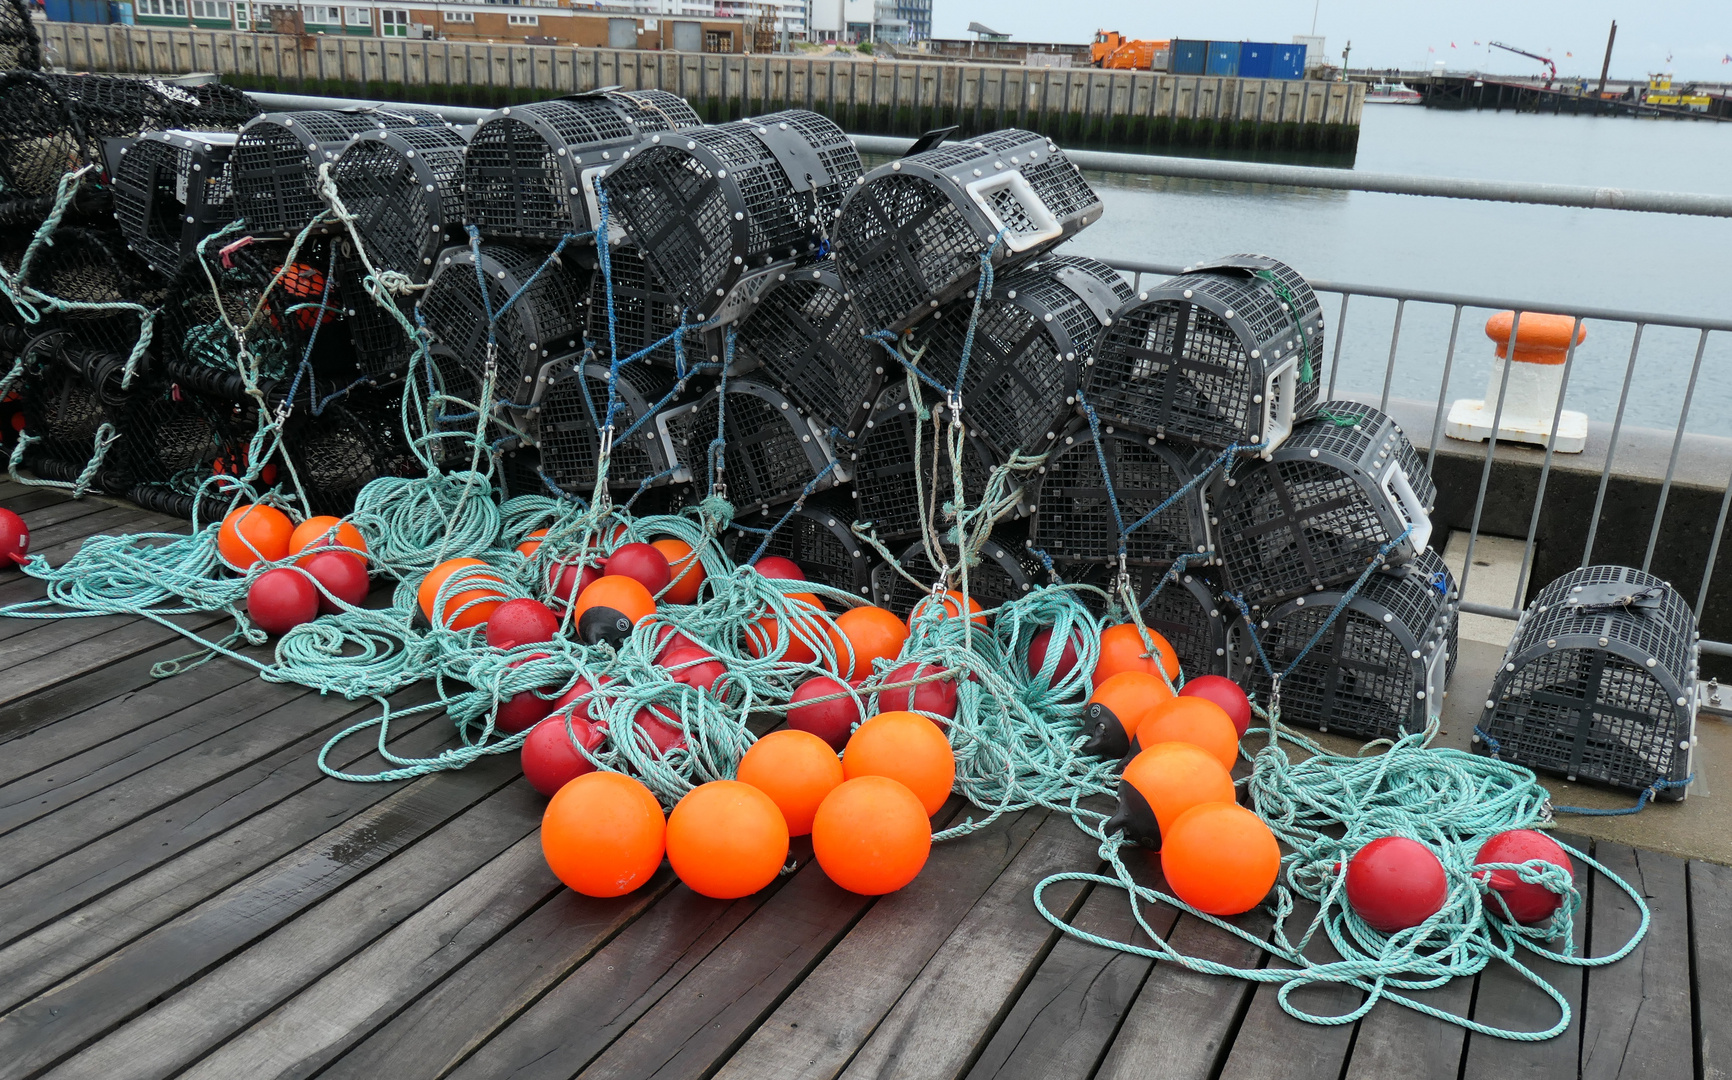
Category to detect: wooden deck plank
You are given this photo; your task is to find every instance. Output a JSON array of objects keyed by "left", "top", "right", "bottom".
[
  {"left": 1692, "top": 860, "right": 1732, "bottom": 1080},
  {"left": 44, "top": 783, "right": 550, "bottom": 1080},
  {"left": 1580, "top": 844, "right": 1691, "bottom": 1080},
  {"left": 1340, "top": 946, "right": 1472, "bottom": 1080},
  {"left": 1460, "top": 832, "right": 1591, "bottom": 1079},
  {"left": 963, "top": 857, "right": 1172, "bottom": 1080},
  {"left": 0, "top": 749, "right": 521, "bottom": 1080},
  {"left": 1215, "top": 901, "right": 1360, "bottom": 1080},
  {"left": 0, "top": 608, "right": 233, "bottom": 711},
  {"left": 833, "top": 812, "right": 1100, "bottom": 1080}
]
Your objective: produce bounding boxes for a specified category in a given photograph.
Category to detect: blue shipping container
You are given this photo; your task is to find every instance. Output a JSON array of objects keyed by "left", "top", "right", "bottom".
[
  {"left": 1171, "top": 39, "right": 1207, "bottom": 75},
  {"left": 1239, "top": 42, "right": 1275, "bottom": 78},
  {"left": 1206, "top": 41, "right": 1241, "bottom": 77},
  {"left": 1270, "top": 43, "right": 1307, "bottom": 80}
]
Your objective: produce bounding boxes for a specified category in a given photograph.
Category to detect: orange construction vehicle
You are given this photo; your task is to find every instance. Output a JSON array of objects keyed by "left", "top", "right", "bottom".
[{"left": 1091, "top": 30, "right": 1172, "bottom": 70}]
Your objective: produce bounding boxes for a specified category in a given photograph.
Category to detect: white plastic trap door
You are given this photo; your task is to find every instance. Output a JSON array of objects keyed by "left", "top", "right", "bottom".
[
  {"left": 1421, "top": 633, "right": 1449, "bottom": 727},
  {"left": 652, "top": 398, "right": 700, "bottom": 485},
  {"left": 962, "top": 171, "right": 1063, "bottom": 252},
  {"left": 1256, "top": 353, "right": 1300, "bottom": 457},
  {"left": 1378, "top": 461, "right": 1433, "bottom": 556},
  {"left": 580, "top": 165, "right": 629, "bottom": 245}
]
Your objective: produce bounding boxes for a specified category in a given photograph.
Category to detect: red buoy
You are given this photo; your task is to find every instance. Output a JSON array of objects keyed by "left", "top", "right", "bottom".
[
  {"left": 247, "top": 567, "right": 319, "bottom": 636},
  {"left": 1179, "top": 675, "right": 1254, "bottom": 738},
  {"left": 497, "top": 653, "right": 558, "bottom": 734},
  {"left": 788, "top": 676, "right": 863, "bottom": 751},
  {"left": 1345, "top": 836, "right": 1450, "bottom": 933},
  {"left": 521, "top": 714, "right": 605, "bottom": 796},
  {"left": 754, "top": 556, "right": 806, "bottom": 581},
  {"left": 1475, "top": 830, "right": 1573, "bottom": 924},
  {"left": 606, "top": 541, "right": 672, "bottom": 596},
  {"left": 300, "top": 550, "right": 369, "bottom": 616},
  {"left": 632, "top": 705, "right": 686, "bottom": 756},
  {"left": 0, "top": 508, "right": 29, "bottom": 567},
  {"left": 547, "top": 560, "right": 601, "bottom": 609},
  {"left": 486, "top": 597, "right": 561, "bottom": 650},
  {"left": 1026, "top": 626, "right": 1083, "bottom": 685},
  {"left": 878, "top": 662, "right": 958, "bottom": 726},
  {"left": 660, "top": 645, "right": 726, "bottom": 693}
]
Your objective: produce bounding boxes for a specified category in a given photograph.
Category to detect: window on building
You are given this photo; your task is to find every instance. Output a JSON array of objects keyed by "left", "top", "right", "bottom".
[
  {"left": 232, "top": 0, "right": 248, "bottom": 26},
  {"left": 344, "top": 5, "right": 367, "bottom": 23},
  {"left": 506, "top": 12, "right": 536, "bottom": 23},
  {"left": 137, "top": 0, "right": 188, "bottom": 16},
  {"left": 379, "top": 7, "right": 409, "bottom": 33},
  {"left": 443, "top": 9, "right": 473, "bottom": 20},
  {"left": 302, "top": 4, "right": 340, "bottom": 24},
  {"left": 190, "top": 0, "right": 227, "bottom": 19}
]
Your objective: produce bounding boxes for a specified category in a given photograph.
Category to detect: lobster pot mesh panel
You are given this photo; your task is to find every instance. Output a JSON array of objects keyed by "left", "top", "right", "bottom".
[
  {"left": 537, "top": 360, "right": 679, "bottom": 493},
  {"left": 157, "top": 240, "right": 322, "bottom": 379},
  {"left": 232, "top": 109, "right": 440, "bottom": 237},
  {"left": 19, "top": 335, "right": 115, "bottom": 477},
  {"left": 418, "top": 243, "right": 590, "bottom": 400},
  {"left": 24, "top": 226, "right": 162, "bottom": 356},
  {"left": 603, "top": 110, "right": 862, "bottom": 320},
  {"left": 329, "top": 125, "right": 469, "bottom": 283},
  {"left": 1477, "top": 565, "right": 1698, "bottom": 800},
  {"left": 872, "top": 530, "right": 1048, "bottom": 617},
  {"left": 0, "top": 0, "right": 39, "bottom": 71},
  {"left": 108, "top": 377, "right": 244, "bottom": 491},
  {"left": 586, "top": 245, "right": 692, "bottom": 368},
  {"left": 735, "top": 263, "right": 881, "bottom": 440},
  {"left": 1083, "top": 255, "right": 1325, "bottom": 450},
  {"left": 109, "top": 131, "right": 238, "bottom": 275},
  {"left": 1065, "top": 562, "right": 1229, "bottom": 678},
  {"left": 1029, "top": 420, "right": 1213, "bottom": 568},
  {"left": 1231, "top": 547, "right": 1457, "bottom": 741},
  {"left": 726, "top": 493, "right": 875, "bottom": 599},
  {"left": 1218, "top": 400, "right": 1434, "bottom": 608},
  {"left": 286, "top": 399, "right": 394, "bottom": 516},
  {"left": 920, "top": 254, "right": 1131, "bottom": 457},
  {"left": 463, "top": 91, "right": 701, "bottom": 241},
  {"left": 664, "top": 378, "right": 842, "bottom": 512},
  {"left": 833, "top": 129, "right": 1102, "bottom": 334},
  {"left": 846, "top": 384, "right": 1006, "bottom": 544},
  {"left": 338, "top": 252, "right": 413, "bottom": 383}
]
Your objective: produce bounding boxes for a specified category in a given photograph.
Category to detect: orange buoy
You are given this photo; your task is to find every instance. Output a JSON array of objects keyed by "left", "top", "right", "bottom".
[
  {"left": 651, "top": 538, "right": 706, "bottom": 604},
  {"left": 1485, "top": 310, "right": 1587, "bottom": 366},
  {"left": 744, "top": 592, "right": 829, "bottom": 665},
  {"left": 842, "top": 711, "right": 954, "bottom": 815},
  {"left": 1161, "top": 802, "right": 1280, "bottom": 916},
  {"left": 541, "top": 771, "right": 666, "bottom": 897},
  {"left": 735, "top": 729, "right": 844, "bottom": 836},
  {"left": 418, "top": 557, "right": 508, "bottom": 631},
  {"left": 665, "top": 780, "right": 790, "bottom": 899},
  {"left": 1080, "top": 671, "right": 1175, "bottom": 758},
  {"left": 907, "top": 590, "right": 986, "bottom": 632},
  {"left": 516, "top": 528, "right": 549, "bottom": 558},
  {"left": 834, "top": 605, "right": 908, "bottom": 680},
  {"left": 1135, "top": 696, "right": 1241, "bottom": 771},
  {"left": 217, "top": 504, "right": 294, "bottom": 570},
  {"left": 811, "top": 776, "right": 932, "bottom": 894},
  {"left": 1109, "top": 741, "right": 1235, "bottom": 850},
  {"left": 1094, "top": 624, "right": 1180, "bottom": 688},
  {"left": 288, "top": 516, "right": 366, "bottom": 562},
  {"left": 571, "top": 575, "right": 657, "bottom": 647}
]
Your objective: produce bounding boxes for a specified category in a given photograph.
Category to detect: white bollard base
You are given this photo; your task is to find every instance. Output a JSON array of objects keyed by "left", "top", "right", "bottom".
[{"left": 1445, "top": 398, "right": 1588, "bottom": 453}]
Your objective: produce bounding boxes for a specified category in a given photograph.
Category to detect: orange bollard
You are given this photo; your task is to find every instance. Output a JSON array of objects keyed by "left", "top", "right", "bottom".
[{"left": 1446, "top": 311, "right": 1587, "bottom": 453}]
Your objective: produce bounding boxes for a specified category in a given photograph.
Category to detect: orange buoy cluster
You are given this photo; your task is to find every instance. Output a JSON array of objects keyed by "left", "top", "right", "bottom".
[{"left": 219, "top": 505, "right": 373, "bottom": 637}]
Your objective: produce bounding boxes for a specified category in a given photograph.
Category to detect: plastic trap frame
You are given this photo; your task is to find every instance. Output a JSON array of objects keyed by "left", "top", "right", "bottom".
[
  {"left": 463, "top": 90, "right": 701, "bottom": 242},
  {"left": 584, "top": 244, "right": 693, "bottom": 369},
  {"left": 284, "top": 392, "right": 411, "bottom": 516},
  {"left": 833, "top": 129, "right": 1102, "bottom": 335},
  {"left": 918, "top": 254, "right": 1131, "bottom": 457},
  {"left": 734, "top": 262, "right": 882, "bottom": 440},
  {"left": 1060, "top": 561, "right": 1231, "bottom": 679},
  {"left": 1229, "top": 546, "right": 1459, "bottom": 742},
  {"left": 418, "top": 242, "right": 591, "bottom": 408},
  {"left": 659, "top": 376, "right": 847, "bottom": 513},
  {"left": 1475, "top": 565, "right": 1699, "bottom": 801},
  {"left": 845, "top": 382, "right": 1012, "bottom": 544},
  {"left": 16, "top": 329, "right": 126, "bottom": 490},
  {"left": 329, "top": 124, "right": 470, "bottom": 282},
  {"left": 22, "top": 224, "right": 163, "bottom": 356},
  {"left": 602, "top": 110, "right": 862, "bottom": 325},
  {"left": 106, "top": 130, "right": 239, "bottom": 275},
  {"left": 1027, "top": 418, "right": 1215, "bottom": 569},
  {"left": 1216, "top": 400, "right": 1434, "bottom": 609},
  {"left": 231, "top": 107, "right": 445, "bottom": 238},
  {"left": 726, "top": 492, "right": 876, "bottom": 599},
  {"left": 1083, "top": 255, "right": 1325, "bottom": 453},
  {"left": 872, "top": 528, "right": 1049, "bottom": 617},
  {"left": 534, "top": 357, "right": 683, "bottom": 494}
]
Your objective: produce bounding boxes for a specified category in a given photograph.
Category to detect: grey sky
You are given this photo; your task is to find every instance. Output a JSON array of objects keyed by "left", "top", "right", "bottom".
[{"left": 932, "top": 2, "right": 1731, "bottom": 80}]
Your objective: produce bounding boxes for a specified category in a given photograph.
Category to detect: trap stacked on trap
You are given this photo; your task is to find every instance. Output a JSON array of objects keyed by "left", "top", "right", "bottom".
[
  {"left": 660, "top": 377, "right": 847, "bottom": 514},
  {"left": 726, "top": 492, "right": 876, "bottom": 599},
  {"left": 534, "top": 358, "right": 682, "bottom": 495},
  {"left": 834, "top": 129, "right": 1103, "bottom": 334},
  {"left": 106, "top": 130, "right": 240, "bottom": 275},
  {"left": 585, "top": 245, "right": 692, "bottom": 370},
  {"left": 844, "top": 382, "right": 1007, "bottom": 545},
  {"left": 1475, "top": 565, "right": 1698, "bottom": 800},
  {"left": 734, "top": 263, "right": 881, "bottom": 441},
  {"left": 602, "top": 110, "right": 862, "bottom": 324},
  {"left": 1229, "top": 546, "right": 1458, "bottom": 740}
]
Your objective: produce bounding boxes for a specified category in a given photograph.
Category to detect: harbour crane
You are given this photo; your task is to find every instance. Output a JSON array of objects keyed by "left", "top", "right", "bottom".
[{"left": 1489, "top": 41, "right": 1557, "bottom": 88}]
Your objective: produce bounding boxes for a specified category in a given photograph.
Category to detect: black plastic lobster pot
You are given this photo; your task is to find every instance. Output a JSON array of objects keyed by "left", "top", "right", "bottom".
[
  {"left": 726, "top": 492, "right": 876, "bottom": 600},
  {"left": 231, "top": 107, "right": 446, "bottom": 238},
  {"left": 584, "top": 244, "right": 695, "bottom": 370},
  {"left": 417, "top": 242, "right": 591, "bottom": 409},
  {"left": 328, "top": 124, "right": 469, "bottom": 282},
  {"left": 872, "top": 529, "right": 1049, "bottom": 618},
  {"left": 105, "top": 130, "right": 239, "bottom": 275},
  {"left": 1061, "top": 561, "right": 1231, "bottom": 679},
  {"left": 463, "top": 90, "right": 702, "bottom": 242},
  {"left": 845, "top": 382, "right": 1012, "bottom": 545},
  {"left": 917, "top": 254, "right": 1131, "bottom": 459},
  {"left": 1216, "top": 400, "right": 1434, "bottom": 609},
  {"left": 833, "top": 129, "right": 1102, "bottom": 335},
  {"left": 0, "top": 0, "right": 40, "bottom": 72},
  {"left": 733, "top": 262, "right": 882, "bottom": 442},
  {"left": 1229, "top": 546, "right": 1459, "bottom": 741},
  {"left": 601, "top": 110, "right": 863, "bottom": 325},
  {"left": 16, "top": 329, "right": 128, "bottom": 494},
  {"left": 1083, "top": 255, "right": 1325, "bottom": 453},
  {"left": 533, "top": 358, "right": 683, "bottom": 495},
  {"left": 21, "top": 224, "right": 162, "bottom": 356},
  {"left": 659, "top": 376, "right": 848, "bottom": 514},
  {"left": 1027, "top": 418, "right": 1216, "bottom": 569},
  {"left": 1475, "top": 565, "right": 1698, "bottom": 801}
]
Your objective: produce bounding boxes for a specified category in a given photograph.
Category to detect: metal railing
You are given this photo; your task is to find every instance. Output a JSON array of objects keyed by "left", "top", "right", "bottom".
[{"left": 1096, "top": 256, "right": 1732, "bottom": 655}]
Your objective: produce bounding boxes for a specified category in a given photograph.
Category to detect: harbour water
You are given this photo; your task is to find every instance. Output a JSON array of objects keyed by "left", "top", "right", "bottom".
[{"left": 1073, "top": 106, "right": 1732, "bottom": 433}]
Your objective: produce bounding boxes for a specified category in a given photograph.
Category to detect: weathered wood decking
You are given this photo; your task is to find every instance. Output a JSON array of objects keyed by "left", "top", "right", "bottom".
[{"left": 0, "top": 482, "right": 1710, "bottom": 1080}]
